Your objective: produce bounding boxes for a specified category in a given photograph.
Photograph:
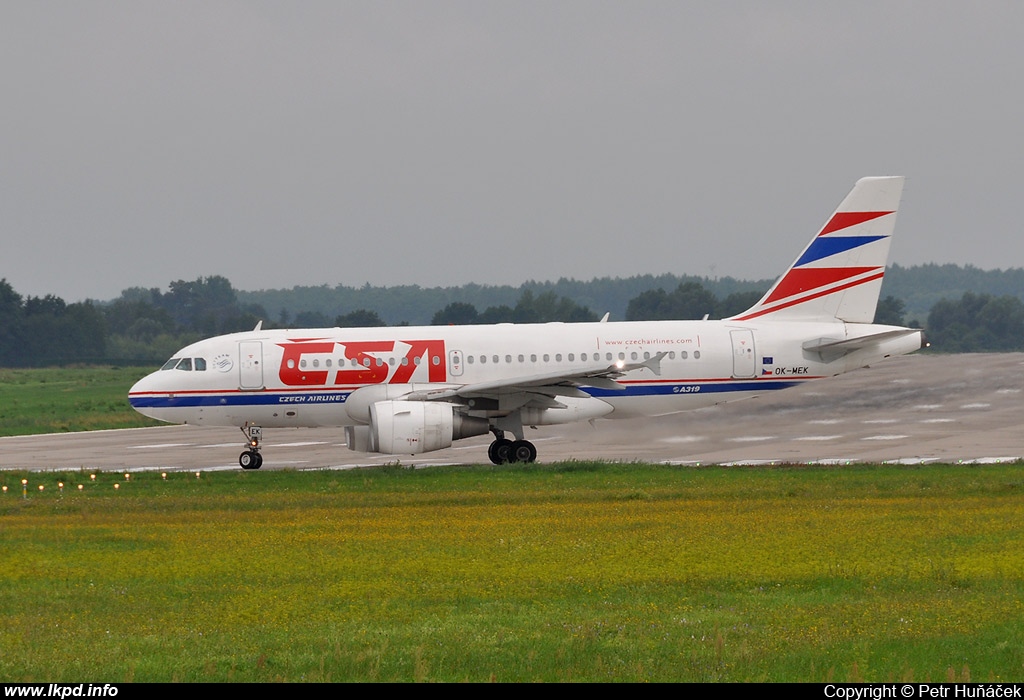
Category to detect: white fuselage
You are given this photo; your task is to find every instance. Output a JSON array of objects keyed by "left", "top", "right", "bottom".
[{"left": 129, "top": 318, "right": 922, "bottom": 429}]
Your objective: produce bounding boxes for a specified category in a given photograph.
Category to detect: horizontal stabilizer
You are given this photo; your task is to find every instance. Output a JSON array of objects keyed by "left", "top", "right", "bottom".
[{"left": 802, "top": 328, "right": 922, "bottom": 360}]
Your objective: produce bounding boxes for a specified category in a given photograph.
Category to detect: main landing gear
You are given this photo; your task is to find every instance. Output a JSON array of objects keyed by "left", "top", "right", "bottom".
[
  {"left": 487, "top": 432, "right": 537, "bottom": 465},
  {"left": 239, "top": 425, "right": 263, "bottom": 470}
]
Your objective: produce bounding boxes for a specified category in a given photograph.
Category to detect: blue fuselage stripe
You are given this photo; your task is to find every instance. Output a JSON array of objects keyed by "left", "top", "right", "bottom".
[{"left": 129, "top": 379, "right": 803, "bottom": 409}]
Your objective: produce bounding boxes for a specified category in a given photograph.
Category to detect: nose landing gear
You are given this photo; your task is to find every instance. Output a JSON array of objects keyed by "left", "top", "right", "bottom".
[{"left": 239, "top": 425, "right": 263, "bottom": 469}]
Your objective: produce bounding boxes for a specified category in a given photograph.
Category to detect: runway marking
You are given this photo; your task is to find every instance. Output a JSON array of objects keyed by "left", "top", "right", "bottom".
[
  {"left": 268, "top": 441, "right": 331, "bottom": 447},
  {"left": 660, "top": 436, "right": 705, "bottom": 443},
  {"left": 809, "top": 419, "right": 841, "bottom": 425},
  {"left": 795, "top": 435, "right": 843, "bottom": 441},
  {"left": 957, "top": 457, "right": 1023, "bottom": 464},
  {"left": 913, "top": 404, "right": 943, "bottom": 410},
  {"left": 128, "top": 443, "right": 194, "bottom": 449},
  {"left": 996, "top": 388, "right": 1021, "bottom": 394},
  {"left": 862, "top": 435, "right": 910, "bottom": 441},
  {"left": 728, "top": 436, "right": 775, "bottom": 442},
  {"left": 720, "top": 460, "right": 780, "bottom": 466},
  {"left": 199, "top": 443, "right": 243, "bottom": 448},
  {"left": 863, "top": 419, "right": 899, "bottom": 424},
  {"left": 920, "top": 418, "right": 955, "bottom": 424},
  {"left": 883, "top": 457, "right": 941, "bottom": 465},
  {"left": 960, "top": 403, "right": 991, "bottom": 409}
]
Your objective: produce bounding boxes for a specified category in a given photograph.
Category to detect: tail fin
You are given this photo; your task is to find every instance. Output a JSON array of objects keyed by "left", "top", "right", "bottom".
[{"left": 731, "top": 176, "right": 905, "bottom": 323}]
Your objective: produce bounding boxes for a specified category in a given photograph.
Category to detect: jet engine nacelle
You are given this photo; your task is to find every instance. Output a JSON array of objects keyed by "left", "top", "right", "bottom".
[
  {"left": 344, "top": 383, "right": 458, "bottom": 424},
  {"left": 345, "top": 400, "right": 489, "bottom": 455}
]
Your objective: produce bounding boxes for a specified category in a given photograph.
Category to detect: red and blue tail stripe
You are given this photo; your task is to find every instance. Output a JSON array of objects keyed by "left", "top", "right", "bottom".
[{"left": 731, "top": 177, "right": 904, "bottom": 323}]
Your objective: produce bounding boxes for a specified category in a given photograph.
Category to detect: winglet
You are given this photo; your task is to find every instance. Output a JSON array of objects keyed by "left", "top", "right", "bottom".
[
  {"left": 607, "top": 351, "right": 668, "bottom": 377},
  {"left": 730, "top": 176, "right": 905, "bottom": 323}
]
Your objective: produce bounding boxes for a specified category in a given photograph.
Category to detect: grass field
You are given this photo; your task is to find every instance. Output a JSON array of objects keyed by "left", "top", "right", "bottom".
[
  {"left": 2, "top": 463, "right": 1023, "bottom": 682},
  {"left": 0, "top": 366, "right": 161, "bottom": 436}
]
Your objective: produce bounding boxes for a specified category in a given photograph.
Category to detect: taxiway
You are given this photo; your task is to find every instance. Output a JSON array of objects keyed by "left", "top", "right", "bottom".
[{"left": 1, "top": 353, "right": 1021, "bottom": 471}]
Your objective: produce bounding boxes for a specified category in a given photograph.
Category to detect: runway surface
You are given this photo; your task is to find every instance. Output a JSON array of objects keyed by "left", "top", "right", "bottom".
[{"left": 1, "top": 353, "right": 1021, "bottom": 472}]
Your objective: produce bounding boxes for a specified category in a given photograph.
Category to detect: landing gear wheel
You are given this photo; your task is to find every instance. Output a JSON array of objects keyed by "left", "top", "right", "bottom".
[
  {"left": 239, "top": 450, "right": 263, "bottom": 470},
  {"left": 509, "top": 440, "right": 537, "bottom": 464},
  {"left": 488, "top": 438, "right": 513, "bottom": 465},
  {"left": 239, "top": 425, "right": 263, "bottom": 470}
]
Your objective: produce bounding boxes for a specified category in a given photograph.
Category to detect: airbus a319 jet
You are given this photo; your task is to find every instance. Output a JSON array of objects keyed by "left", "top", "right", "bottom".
[{"left": 130, "top": 176, "right": 922, "bottom": 469}]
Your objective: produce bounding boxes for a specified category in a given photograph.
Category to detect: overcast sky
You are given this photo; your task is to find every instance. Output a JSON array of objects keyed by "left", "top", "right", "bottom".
[{"left": 2, "top": 1, "right": 1022, "bottom": 302}]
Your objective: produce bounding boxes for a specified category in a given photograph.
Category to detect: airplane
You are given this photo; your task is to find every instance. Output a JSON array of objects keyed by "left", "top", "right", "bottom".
[{"left": 129, "top": 176, "right": 923, "bottom": 469}]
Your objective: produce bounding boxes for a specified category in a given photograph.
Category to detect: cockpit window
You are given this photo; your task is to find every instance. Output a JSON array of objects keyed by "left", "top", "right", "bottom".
[{"left": 161, "top": 357, "right": 205, "bottom": 371}]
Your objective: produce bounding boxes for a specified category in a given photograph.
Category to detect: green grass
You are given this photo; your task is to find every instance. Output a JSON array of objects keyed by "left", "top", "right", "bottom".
[
  {"left": 2, "top": 463, "right": 1023, "bottom": 682},
  {"left": 0, "top": 366, "right": 161, "bottom": 436}
]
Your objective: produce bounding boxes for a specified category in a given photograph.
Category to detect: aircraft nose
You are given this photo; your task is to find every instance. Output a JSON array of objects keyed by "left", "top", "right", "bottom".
[{"left": 128, "top": 370, "right": 164, "bottom": 420}]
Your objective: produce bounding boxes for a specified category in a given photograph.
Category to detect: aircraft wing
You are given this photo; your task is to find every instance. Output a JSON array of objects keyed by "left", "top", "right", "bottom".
[{"left": 405, "top": 352, "right": 668, "bottom": 402}]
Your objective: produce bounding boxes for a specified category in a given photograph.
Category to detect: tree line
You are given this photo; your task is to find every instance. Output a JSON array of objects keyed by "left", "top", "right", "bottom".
[{"left": 0, "top": 271, "right": 1022, "bottom": 367}]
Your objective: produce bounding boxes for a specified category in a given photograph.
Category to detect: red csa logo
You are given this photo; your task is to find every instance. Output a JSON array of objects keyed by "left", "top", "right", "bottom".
[{"left": 278, "top": 339, "right": 446, "bottom": 387}]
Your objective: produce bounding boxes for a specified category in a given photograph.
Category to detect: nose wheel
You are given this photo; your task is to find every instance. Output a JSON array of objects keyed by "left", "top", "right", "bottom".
[{"left": 239, "top": 425, "right": 264, "bottom": 470}]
